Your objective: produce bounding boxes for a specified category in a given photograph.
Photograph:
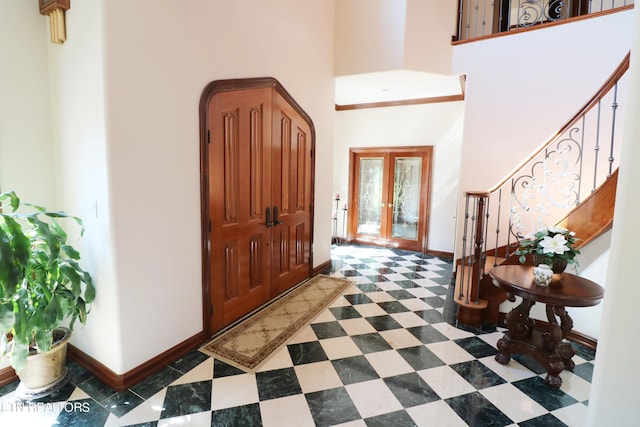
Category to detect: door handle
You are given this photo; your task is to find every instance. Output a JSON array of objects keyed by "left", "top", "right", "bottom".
[
  {"left": 273, "top": 206, "right": 283, "bottom": 225},
  {"left": 265, "top": 207, "right": 273, "bottom": 228}
]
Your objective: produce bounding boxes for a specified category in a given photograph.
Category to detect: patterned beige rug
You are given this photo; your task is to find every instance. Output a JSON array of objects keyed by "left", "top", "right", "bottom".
[{"left": 200, "top": 274, "right": 353, "bottom": 372}]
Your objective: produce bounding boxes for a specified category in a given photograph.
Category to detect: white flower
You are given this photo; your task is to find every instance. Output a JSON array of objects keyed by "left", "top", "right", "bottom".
[{"left": 539, "top": 234, "right": 570, "bottom": 255}]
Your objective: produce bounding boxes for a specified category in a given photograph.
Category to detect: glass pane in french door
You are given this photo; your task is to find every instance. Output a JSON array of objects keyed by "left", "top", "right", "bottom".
[
  {"left": 391, "top": 157, "right": 421, "bottom": 240},
  {"left": 357, "top": 158, "right": 384, "bottom": 235}
]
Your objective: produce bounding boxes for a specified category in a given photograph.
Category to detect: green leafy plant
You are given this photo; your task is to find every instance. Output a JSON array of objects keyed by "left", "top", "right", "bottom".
[
  {"left": 0, "top": 191, "right": 95, "bottom": 372},
  {"left": 515, "top": 226, "right": 581, "bottom": 271}
]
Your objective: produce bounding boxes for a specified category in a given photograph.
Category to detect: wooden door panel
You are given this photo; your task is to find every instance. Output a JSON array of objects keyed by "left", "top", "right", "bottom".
[
  {"left": 348, "top": 152, "right": 390, "bottom": 247},
  {"left": 348, "top": 147, "right": 432, "bottom": 253},
  {"left": 384, "top": 151, "right": 432, "bottom": 252},
  {"left": 218, "top": 234, "right": 269, "bottom": 325},
  {"left": 271, "top": 92, "right": 313, "bottom": 295},
  {"left": 209, "top": 88, "right": 272, "bottom": 330},
  {"left": 202, "top": 78, "right": 314, "bottom": 335}
]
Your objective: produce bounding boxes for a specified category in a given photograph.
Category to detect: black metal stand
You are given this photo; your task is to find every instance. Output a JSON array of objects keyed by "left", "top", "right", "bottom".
[
  {"left": 342, "top": 204, "right": 347, "bottom": 244},
  {"left": 331, "top": 196, "right": 340, "bottom": 244}
]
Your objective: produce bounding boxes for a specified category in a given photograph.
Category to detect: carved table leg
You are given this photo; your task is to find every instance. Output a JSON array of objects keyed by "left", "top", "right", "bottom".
[
  {"left": 545, "top": 357, "right": 566, "bottom": 388},
  {"left": 543, "top": 305, "right": 563, "bottom": 353},
  {"left": 495, "top": 336, "right": 511, "bottom": 365},
  {"left": 495, "top": 299, "right": 535, "bottom": 365},
  {"left": 554, "top": 306, "right": 576, "bottom": 370},
  {"left": 542, "top": 305, "right": 576, "bottom": 387},
  {"left": 557, "top": 343, "right": 576, "bottom": 371},
  {"left": 495, "top": 300, "right": 576, "bottom": 388}
]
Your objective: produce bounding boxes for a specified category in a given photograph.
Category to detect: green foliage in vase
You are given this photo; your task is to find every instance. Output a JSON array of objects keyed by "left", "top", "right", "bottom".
[
  {"left": 515, "top": 226, "right": 581, "bottom": 270},
  {"left": 0, "top": 191, "right": 95, "bottom": 372}
]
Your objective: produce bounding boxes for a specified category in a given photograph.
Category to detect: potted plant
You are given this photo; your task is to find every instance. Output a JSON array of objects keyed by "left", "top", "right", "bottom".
[
  {"left": 0, "top": 190, "right": 95, "bottom": 399},
  {"left": 514, "top": 225, "right": 581, "bottom": 273}
]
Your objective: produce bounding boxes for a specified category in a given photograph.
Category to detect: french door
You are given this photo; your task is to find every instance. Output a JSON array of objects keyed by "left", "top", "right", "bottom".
[
  {"left": 200, "top": 78, "right": 314, "bottom": 335},
  {"left": 347, "top": 146, "right": 432, "bottom": 252}
]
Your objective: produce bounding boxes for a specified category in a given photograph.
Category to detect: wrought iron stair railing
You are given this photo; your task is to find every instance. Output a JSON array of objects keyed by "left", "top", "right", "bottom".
[
  {"left": 455, "top": 0, "right": 634, "bottom": 42},
  {"left": 455, "top": 52, "right": 629, "bottom": 328}
]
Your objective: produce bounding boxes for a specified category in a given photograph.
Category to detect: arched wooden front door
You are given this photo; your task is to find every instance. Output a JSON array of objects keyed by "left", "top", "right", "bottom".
[{"left": 200, "top": 78, "right": 315, "bottom": 336}]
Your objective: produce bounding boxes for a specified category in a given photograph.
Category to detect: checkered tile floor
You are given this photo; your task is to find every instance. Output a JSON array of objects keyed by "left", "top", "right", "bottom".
[{"left": 0, "top": 245, "right": 595, "bottom": 426}]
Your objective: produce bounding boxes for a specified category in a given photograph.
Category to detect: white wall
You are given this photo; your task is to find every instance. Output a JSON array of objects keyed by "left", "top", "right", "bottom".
[
  {"left": 0, "top": 0, "right": 128, "bottom": 376},
  {"left": 334, "top": 102, "right": 464, "bottom": 253},
  {"left": 569, "top": 230, "right": 611, "bottom": 339},
  {"left": 0, "top": 1, "right": 59, "bottom": 371},
  {"left": 588, "top": 6, "right": 640, "bottom": 422},
  {"left": 335, "top": 0, "right": 457, "bottom": 77},
  {"left": 452, "top": 10, "right": 634, "bottom": 193},
  {"left": 96, "top": 0, "right": 336, "bottom": 373},
  {"left": 2, "top": 0, "right": 336, "bottom": 375},
  {"left": 334, "top": 0, "right": 407, "bottom": 76},
  {"left": 403, "top": 0, "right": 457, "bottom": 75},
  {"left": 0, "top": 2, "right": 56, "bottom": 206},
  {"left": 23, "top": 0, "right": 124, "bottom": 373},
  {"left": 46, "top": 0, "right": 126, "bottom": 374}
]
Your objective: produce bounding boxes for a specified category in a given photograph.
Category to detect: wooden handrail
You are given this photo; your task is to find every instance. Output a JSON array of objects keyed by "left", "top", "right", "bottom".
[
  {"left": 487, "top": 52, "right": 630, "bottom": 194},
  {"left": 464, "top": 191, "right": 490, "bottom": 198}
]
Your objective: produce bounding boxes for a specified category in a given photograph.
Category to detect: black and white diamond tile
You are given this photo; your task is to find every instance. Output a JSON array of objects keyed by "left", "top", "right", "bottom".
[{"left": 0, "top": 244, "right": 595, "bottom": 426}]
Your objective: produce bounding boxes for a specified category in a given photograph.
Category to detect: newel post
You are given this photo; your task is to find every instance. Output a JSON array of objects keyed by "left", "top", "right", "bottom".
[{"left": 456, "top": 191, "right": 490, "bottom": 327}]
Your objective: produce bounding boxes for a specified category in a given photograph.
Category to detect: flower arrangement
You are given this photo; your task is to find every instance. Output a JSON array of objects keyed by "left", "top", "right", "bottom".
[{"left": 515, "top": 226, "right": 581, "bottom": 272}]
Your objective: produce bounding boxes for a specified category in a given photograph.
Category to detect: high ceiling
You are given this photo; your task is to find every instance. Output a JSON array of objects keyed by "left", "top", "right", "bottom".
[{"left": 334, "top": 70, "right": 464, "bottom": 107}]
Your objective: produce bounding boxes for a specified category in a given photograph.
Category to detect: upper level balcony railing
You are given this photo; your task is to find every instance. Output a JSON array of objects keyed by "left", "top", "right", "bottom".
[{"left": 455, "top": 0, "right": 634, "bottom": 42}]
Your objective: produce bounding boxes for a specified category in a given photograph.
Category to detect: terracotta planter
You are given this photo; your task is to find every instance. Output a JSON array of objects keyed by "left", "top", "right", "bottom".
[{"left": 15, "top": 327, "right": 72, "bottom": 400}]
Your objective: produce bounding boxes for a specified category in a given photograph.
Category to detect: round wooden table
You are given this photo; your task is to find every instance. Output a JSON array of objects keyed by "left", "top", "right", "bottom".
[{"left": 489, "top": 264, "right": 604, "bottom": 388}]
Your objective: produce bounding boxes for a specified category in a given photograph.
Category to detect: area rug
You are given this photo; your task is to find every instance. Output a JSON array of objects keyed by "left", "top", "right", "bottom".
[{"left": 200, "top": 274, "right": 353, "bottom": 372}]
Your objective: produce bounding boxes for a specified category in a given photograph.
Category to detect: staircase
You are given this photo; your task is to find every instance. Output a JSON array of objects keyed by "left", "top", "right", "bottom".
[{"left": 454, "top": 53, "right": 629, "bottom": 328}]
